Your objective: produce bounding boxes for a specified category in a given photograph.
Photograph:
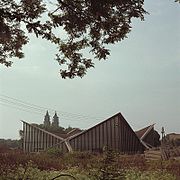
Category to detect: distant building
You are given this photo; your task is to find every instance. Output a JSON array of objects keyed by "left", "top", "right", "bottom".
[
  {"left": 43, "top": 111, "right": 51, "bottom": 128},
  {"left": 166, "top": 133, "right": 180, "bottom": 141},
  {"left": 166, "top": 133, "right": 180, "bottom": 146},
  {"left": 52, "top": 112, "right": 59, "bottom": 128},
  {"left": 21, "top": 112, "right": 149, "bottom": 153}
]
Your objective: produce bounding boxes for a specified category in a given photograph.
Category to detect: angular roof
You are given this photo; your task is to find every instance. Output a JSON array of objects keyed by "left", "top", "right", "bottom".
[
  {"left": 53, "top": 129, "right": 83, "bottom": 139},
  {"left": 67, "top": 128, "right": 83, "bottom": 136},
  {"left": 21, "top": 113, "right": 149, "bottom": 152},
  {"left": 135, "top": 124, "right": 155, "bottom": 140},
  {"left": 135, "top": 124, "right": 155, "bottom": 149},
  {"left": 21, "top": 120, "right": 65, "bottom": 141},
  {"left": 67, "top": 112, "right": 141, "bottom": 142}
]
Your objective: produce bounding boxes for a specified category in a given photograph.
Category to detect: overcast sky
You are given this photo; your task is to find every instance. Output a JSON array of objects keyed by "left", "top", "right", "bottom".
[{"left": 0, "top": 0, "right": 179, "bottom": 139}]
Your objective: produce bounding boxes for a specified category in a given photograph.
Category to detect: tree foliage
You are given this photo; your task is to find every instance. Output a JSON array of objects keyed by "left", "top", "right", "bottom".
[
  {"left": 0, "top": 138, "right": 21, "bottom": 149},
  {"left": 1, "top": 0, "right": 148, "bottom": 78}
]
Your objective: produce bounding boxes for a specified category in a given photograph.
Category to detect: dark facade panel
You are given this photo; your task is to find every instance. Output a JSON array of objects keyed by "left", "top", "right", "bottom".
[
  {"left": 135, "top": 125, "right": 160, "bottom": 148},
  {"left": 143, "top": 128, "right": 160, "bottom": 147},
  {"left": 118, "top": 115, "right": 144, "bottom": 153},
  {"left": 22, "top": 121, "right": 66, "bottom": 153},
  {"left": 68, "top": 113, "right": 144, "bottom": 153}
]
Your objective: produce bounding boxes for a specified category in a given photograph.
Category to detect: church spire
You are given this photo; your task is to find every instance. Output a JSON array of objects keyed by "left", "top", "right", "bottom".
[
  {"left": 43, "top": 110, "right": 50, "bottom": 128},
  {"left": 52, "top": 111, "right": 59, "bottom": 128}
]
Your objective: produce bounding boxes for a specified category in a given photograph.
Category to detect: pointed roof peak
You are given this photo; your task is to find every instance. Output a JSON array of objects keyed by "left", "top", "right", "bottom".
[
  {"left": 45, "top": 110, "right": 50, "bottom": 117},
  {"left": 135, "top": 124, "right": 155, "bottom": 140},
  {"left": 54, "top": 111, "right": 58, "bottom": 116}
]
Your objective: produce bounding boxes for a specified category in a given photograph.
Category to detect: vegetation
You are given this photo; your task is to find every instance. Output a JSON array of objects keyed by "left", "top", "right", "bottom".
[
  {"left": 95, "top": 150, "right": 124, "bottom": 180},
  {"left": 124, "top": 169, "right": 176, "bottom": 180},
  {"left": 1, "top": 1, "right": 179, "bottom": 78},
  {"left": 0, "top": 149, "right": 179, "bottom": 179},
  {"left": 36, "top": 123, "right": 80, "bottom": 135},
  {"left": 0, "top": 0, "right": 146, "bottom": 78},
  {"left": 0, "top": 139, "right": 21, "bottom": 151},
  {"left": 166, "top": 135, "right": 180, "bottom": 147}
]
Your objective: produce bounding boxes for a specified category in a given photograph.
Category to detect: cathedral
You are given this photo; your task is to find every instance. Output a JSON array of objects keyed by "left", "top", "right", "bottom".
[{"left": 43, "top": 111, "right": 59, "bottom": 129}]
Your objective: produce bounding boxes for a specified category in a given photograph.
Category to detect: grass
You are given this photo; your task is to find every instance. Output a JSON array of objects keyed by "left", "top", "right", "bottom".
[{"left": 0, "top": 149, "right": 179, "bottom": 179}]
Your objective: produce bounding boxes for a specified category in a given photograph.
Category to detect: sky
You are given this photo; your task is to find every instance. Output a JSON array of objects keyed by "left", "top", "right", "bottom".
[{"left": 0, "top": 0, "right": 179, "bottom": 139}]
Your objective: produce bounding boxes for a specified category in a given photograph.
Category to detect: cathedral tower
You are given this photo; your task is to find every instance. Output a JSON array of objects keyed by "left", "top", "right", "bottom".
[
  {"left": 43, "top": 110, "right": 50, "bottom": 128},
  {"left": 52, "top": 111, "right": 59, "bottom": 128}
]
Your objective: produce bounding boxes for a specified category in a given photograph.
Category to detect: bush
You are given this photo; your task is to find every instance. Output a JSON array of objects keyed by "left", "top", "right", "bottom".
[
  {"left": 124, "top": 169, "right": 176, "bottom": 180},
  {"left": 0, "top": 150, "right": 179, "bottom": 179},
  {"left": 0, "top": 162, "right": 95, "bottom": 180},
  {"left": 92, "top": 150, "right": 124, "bottom": 180},
  {"left": 45, "top": 147, "right": 64, "bottom": 157},
  {"left": 0, "top": 161, "right": 54, "bottom": 180}
]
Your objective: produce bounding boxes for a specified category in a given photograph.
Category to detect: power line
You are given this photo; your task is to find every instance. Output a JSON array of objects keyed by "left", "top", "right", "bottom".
[
  {"left": 0, "top": 102, "right": 44, "bottom": 116},
  {"left": 0, "top": 93, "right": 103, "bottom": 121},
  {"left": 0, "top": 93, "right": 102, "bottom": 119},
  {"left": 0, "top": 100, "right": 95, "bottom": 123},
  {"left": 0, "top": 102, "right": 84, "bottom": 127},
  {"left": 0, "top": 97, "right": 45, "bottom": 114}
]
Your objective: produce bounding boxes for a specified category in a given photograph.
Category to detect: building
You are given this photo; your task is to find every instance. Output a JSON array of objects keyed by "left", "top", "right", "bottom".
[
  {"left": 166, "top": 133, "right": 180, "bottom": 141},
  {"left": 64, "top": 112, "right": 144, "bottom": 153},
  {"left": 21, "top": 120, "right": 70, "bottom": 153},
  {"left": 21, "top": 112, "right": 154, "bottom": 153},
  {"left": 166, "top": 133, "right": 180, "bottom": 146},
  {"left": 135, "top": 124, "right": 160, "bottom": 149},
  {"left": 43, "top": 111, "right": 51, "bottom": 128}
]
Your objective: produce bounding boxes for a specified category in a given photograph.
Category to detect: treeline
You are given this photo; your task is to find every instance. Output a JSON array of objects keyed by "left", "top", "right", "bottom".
[
  {"left": 0, "top": 139, "right": 22, "bottom": 152},
  {"left": 32, "top": 124, "right": 82, "bottom": 135},
  {"left": 38, "top": 124, "right": 75, "bottom": 134}
]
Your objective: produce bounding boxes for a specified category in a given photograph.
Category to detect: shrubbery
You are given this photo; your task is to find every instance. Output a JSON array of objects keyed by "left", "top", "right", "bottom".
[
  {"left": 45, "top": 147, "right": 64, "bottom": 158},
  {"left": 0, "top": 149, "right": 179, "bottom": 179},
  {"left": 0, "top": 163, "right": 176, "bottom": 180},
  {"left": 124, "top": 169, "right": 176, "bottom": 180}
]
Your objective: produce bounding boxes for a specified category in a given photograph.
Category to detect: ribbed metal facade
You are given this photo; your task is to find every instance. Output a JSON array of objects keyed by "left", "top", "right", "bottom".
[
  {"left": 22, "top": 121, "right": 68, "bottom": 153},
  {"left": 22, "top": 113, "right": 145, "bottom": 153},
  {"left": 67, "top": 113, "right": 144, "bottom": 153}
]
